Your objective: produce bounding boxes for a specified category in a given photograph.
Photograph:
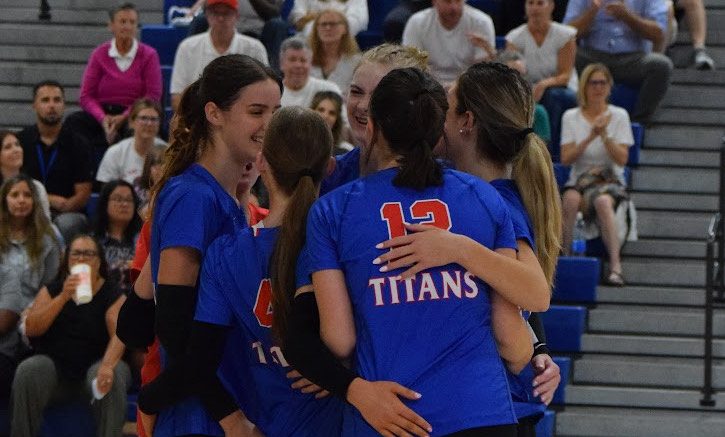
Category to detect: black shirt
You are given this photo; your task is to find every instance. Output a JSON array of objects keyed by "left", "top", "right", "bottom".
[
  {"left": 30, "top": 277, "right": 121, "bottom": 380},
  {"left": 17, "top": 124, "right": 93, "bottom": 200}
]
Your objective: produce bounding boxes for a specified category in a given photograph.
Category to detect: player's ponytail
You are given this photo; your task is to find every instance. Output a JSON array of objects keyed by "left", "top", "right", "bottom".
[
  {"left": 369, "top": 67, "right": 444, "bottom": 190},
  {"left": 457, "top": 61, "right": 561, "bottom": 287},
  {"left": 149, "top": 54, "right": 281, "bottom": 220},
  {"left": 267, "top": 107, "right": 333, "bottom": 343}
]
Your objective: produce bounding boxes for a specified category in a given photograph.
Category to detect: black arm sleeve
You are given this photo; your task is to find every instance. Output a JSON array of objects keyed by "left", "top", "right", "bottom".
[
  {"left": 186, "top": 321, "right": 240, "bottom": 422},
  {"left": 116, "top": 291, "right": 155, "bottom": 349},
  {"left": 283, "top": 292, "right": 358, "bottom": 399},
  {"left": 528, "top": 312, "right": 551, "bottom": 357}
]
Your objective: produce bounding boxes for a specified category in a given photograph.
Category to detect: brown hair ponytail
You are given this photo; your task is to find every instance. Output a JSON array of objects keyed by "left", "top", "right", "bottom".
[{"left": 266, "top": 107, "right": 333, "bottom": 342}]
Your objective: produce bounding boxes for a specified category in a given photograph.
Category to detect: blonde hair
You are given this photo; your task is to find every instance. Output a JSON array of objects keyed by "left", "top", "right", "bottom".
[
  {"left": 309, "top": 9, "right": 360, "bottom": 68},
  {"left": 577, "top": 63, "right": 613, "bottom": 109},
  {"left": 358, "top": 43, "right": 429, "bottom": 72},
  {"left": 456, "top": 62, "right": 561, "bottom": 287}
]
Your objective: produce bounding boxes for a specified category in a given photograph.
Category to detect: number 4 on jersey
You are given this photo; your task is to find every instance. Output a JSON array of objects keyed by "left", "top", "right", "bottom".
[
  {"left": 380, "top": 199, "right": 452, "bottom": 238},
  {"left": 253, "top": 279, "right": 273, "bottom": 327}
]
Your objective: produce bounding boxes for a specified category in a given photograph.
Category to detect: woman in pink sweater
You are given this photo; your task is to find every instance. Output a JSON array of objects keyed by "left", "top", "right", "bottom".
[{"left": 75, "top": 3, "right": 162, "bottom": 154}]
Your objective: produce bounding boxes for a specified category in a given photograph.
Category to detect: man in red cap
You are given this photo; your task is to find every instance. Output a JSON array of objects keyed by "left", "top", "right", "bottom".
[{"left": 170, "top": 0, "right": 270, "bottom": 110}]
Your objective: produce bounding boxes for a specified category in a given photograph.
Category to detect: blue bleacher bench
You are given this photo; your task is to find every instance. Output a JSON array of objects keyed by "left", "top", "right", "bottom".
[
  {"left": 610, "top": 83, "right": 640, "bottom": 115},
  {"left": 540, "top": 305, "right": 587, "bottom": 352},
  {"left": 552, "top": 356, "right": 571, "bottom": 405},
  {"left": 554, "top": 256, "right": 600, "bottom": 303},
  {"left": 535, "top": 409, "right": 556, "bottom": 437},
  {"left": 141, "top": 24, "right": 188, "bottom": 66}
]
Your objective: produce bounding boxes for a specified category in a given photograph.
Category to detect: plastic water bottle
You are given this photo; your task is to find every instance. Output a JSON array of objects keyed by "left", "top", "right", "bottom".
[{"left": 572, "top": 212, "right": 586, "bottom": 256}]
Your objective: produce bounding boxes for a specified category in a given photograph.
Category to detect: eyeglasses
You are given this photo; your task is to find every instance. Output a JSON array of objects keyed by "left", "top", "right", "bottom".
[
  {"left": 109, "top": 196, "right": 134, "bottom": 204},
  {"left": 136, "top": 116, "right": 160, "bottom": 124},
  {"left": 318, "top": 21, "right": 343, "bottom": 28},
  {"left": 69, "top": 250, "right": 98, "bottom": 259},
  {"left": 587, "top": 80, "right": 609, "bottom": 87}
]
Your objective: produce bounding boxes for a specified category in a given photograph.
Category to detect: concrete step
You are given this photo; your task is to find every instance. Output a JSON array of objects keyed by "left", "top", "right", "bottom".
[
  {"left": 596, "top": 285, "right": 705, "bottom": 307},
  {"left": 621, "top": 258, "right": 705, "bottom": 287},
  {"left": 643, "top": 125, "right": 723, "bottom": 151},
  {"left": 557, "top": 406, "right": 725, "bottom": 437},
  {"left": 0, "top": 85, "right": 80, "bottom": 104},
  {"left": 572, "top": 354, "right": 725, "bottom": 389},
  {"left": 580, "top": 333, "right": 724, "bottom": 357},
  {"left": 638, "top": 149, "right": 721, "bottom": 169},
  {"left": 0, "top": 45, "right": 92, "bottom": 64},
  {"left": 635, "top": 210, "right": 711, "bottom": 239},
  {"left": 0, "top": 62, "right": 85, "bottom": 86},
  {"left": 632, "top": 167, "right": 718, "bottom": 194},
  {"left": 631, "top": 191, "right": 718, "bottom": 212},
  {"left": 668, "top": 44, "right": 725, "bottom": 69},
  {"left": 565, "top": 385, "right": 725, "bottom": 411},
  {"left": 0, "top": 23, "right": 108, "bottom": 48},
  {"left": 663, "top": 85, "right": 725, "bottom": 109},
  {"left": 652, "top": 107, "right": 725, "bottom": 126},
  {"left": 672, "top": 68, "right": 725, "bottom": 85},
  {"left": 0, "top": 103, "right": 80, "bottom": 128},
  {"left": 622, "top": 238, "right": 707, "bottom": 259},
  {"left": 0, "top": 7, "right": 163, "bottom": 25},
  {"left": 2, "top": 0, "right": 164, "bottom": 11},
  {"left": 588, "top": 304, "right": 720, "bottom": 336}
]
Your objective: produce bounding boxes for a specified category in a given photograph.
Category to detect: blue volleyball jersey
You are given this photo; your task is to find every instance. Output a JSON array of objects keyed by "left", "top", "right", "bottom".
[
  {"left": 305, "top": 167, "right": 519, "bottom": 436},
  {"left": 195, "top": 227, "right": 343, "bottom": 436},
  {"left": 491, "top": 179, "right": 547, "bottom": 420},
  {"left": 320, "top": 147, "right": 360, "bottom": 196},
  {"left": 150, "top": 163, "right": 247, "bottom": 437}
]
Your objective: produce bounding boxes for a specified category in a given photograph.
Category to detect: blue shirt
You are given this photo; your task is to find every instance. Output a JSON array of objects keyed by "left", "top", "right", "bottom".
[
  {"left": 150, "top": 163, "right": 247, "bottom": 437},
  {"left": 564, "top": 0, "right": 668, "bottom": 54},
  {"left": 491, "top": 179, "right": 547, "bottom": 420},
  {"left": 195, "top": 227, "right": 343, "bottom": 436},
  {"left": 320, "top": 147, "right": 360, "bottom": 197},
  {"left": 305, "top": 168, "right": 518, "bottom": 436}
]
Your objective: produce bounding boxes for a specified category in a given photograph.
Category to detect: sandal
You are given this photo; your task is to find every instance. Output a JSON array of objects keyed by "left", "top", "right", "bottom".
[{"left": 605, "top": 270, "right": 625, "bottom": 287}]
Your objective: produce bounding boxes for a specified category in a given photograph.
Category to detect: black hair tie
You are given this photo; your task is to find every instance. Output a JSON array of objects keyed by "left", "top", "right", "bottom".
[{"left": 519, "top": 127, "right": 534, "bottom": 139}]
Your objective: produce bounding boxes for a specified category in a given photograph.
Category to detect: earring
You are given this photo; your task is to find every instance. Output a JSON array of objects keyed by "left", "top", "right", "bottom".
[{"left": 459, "top": 129, "right": 465, "bottom": 134}]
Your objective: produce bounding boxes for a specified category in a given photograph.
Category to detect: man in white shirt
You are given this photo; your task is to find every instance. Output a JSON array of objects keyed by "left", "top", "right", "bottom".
[
  {"left": 170, "top": 0, "right": 269, "bottom": 110},
  {"left": 279, "top": 37, "right": 343, "bottom": 109},
  {"left": 402, "top": 0, "right": 496, "bottom": 87}
]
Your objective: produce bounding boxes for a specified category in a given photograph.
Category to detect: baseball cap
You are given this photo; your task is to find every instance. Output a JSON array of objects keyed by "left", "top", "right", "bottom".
[{"left": 206, "top": 0, "right": 238, "bottom": 10}]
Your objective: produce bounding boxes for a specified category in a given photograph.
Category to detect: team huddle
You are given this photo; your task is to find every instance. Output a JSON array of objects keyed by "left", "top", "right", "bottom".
[{"left": 116, "top": 43, "right": 562, "bottom": 437}]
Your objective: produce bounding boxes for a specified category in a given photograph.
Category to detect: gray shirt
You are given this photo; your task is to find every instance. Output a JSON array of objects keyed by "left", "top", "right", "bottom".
[
  {"left": 0, "top": 265, "right": 25, "bottom": 359},
  {"left": 3, "top": 233, "right": 60, "bottom": 307}
]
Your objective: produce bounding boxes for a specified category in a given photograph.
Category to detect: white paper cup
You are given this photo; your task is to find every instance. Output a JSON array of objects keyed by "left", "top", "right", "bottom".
[{"left": 70, "top": 263, "right": 93, "bottom": 305}]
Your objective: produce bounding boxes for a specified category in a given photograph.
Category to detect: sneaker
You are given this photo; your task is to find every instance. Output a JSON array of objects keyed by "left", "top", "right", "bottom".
[{"left": 694, "top": 48, "right": 716, "bottom": 70}]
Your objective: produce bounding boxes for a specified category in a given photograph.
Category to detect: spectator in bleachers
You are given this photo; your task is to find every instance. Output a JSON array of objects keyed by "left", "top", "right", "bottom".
[
  {"left": 309, "top": 9, "right": 362, "bottom": 93},
  {"left": 137, "top": 144, "right": 167, "bottom": 218},
  {"left": 96, "top": 99, "right": 167, "bottom": 196},
  {"left": 496, "top": 51, "right": 552, "bottom": 145},
  {"left": 185, "top": 0, "right": 288, "bottom": 71},
  {"left": 93, "top": 180, "right": 142, "bottom": 296},
  {"left": 383, "top": 0, "right": 431, "bottom": 43},
  {"left": 290, "top": 0, "right": 369, "bottom": 37},
  {"left": 310, "top": 91, "right": 354, "bottom": 155},
  {"left": 564, "top": 0, "right": 672, "bottom": 123},
  {"left": 170, "top": 0, "right": 269, "bottom": 110},
  {"left": 402, "top": 0, "right": 496, "bottom": 87},
  {"left": 560, "top": 63, "right": 634, "bottom": 287},
  {"left": 507, "top": 0, "right": 577, "bottom": 155},
  {"left": 11, "top": 234, "right": 130, "bottom": 437},
  {"left": 0, "top": 131, "right": 51, "bottom": 219},
  {"left": 499, "top": 0, "right": 570, "bottom": 34},
  {"left": 18, "top": 81, "right": 93, "bottom": 244},
  {"left": 73, "top": 2, "right": 162, "bottom": 152},
  {"left": 660, "top": 0, "right": 714, "bottom": 69},
  {"left": 279, "top": 37, "right": 343, "bottom": 108},
  {"left": 0, "top": 266, "right": 22, "bottom": 398}
]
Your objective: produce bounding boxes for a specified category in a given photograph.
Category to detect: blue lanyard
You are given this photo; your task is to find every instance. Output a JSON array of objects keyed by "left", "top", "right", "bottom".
[{"left": 35, "top": 143, "right": 58, "bottom": 185}]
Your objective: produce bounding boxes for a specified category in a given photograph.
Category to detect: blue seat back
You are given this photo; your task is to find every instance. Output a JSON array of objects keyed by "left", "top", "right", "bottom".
[
  {"left": 552, "top": 356, "right": 572, "bottom": 405},
  {"left": 540, "top": 305, "right": 587, "bottom": 352},
  {"left": 610, "top": 83, "right": 639, "bottom": 115},
  {"left": 141, "top": 24, "right": 188, "bottom": 66},
  {"left": 628, "top": 122, "right": 643, "bottom": 167},
  {"left": 554, "top": 256, "right": 600, "bottom": 303}
]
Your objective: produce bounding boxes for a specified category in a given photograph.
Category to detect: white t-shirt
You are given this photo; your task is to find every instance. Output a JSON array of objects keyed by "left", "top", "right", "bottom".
[
  {"left": 170, "top": 32, "right": 269, "bottom": 94},
  {"left": 402, "top": 5, "right": 495, "bottom": 86},
  {"left": 506, "top": 22, "right": 578, "bottom": 91},
  {"left": 561, "top": 105, "right": 634, "bottom": 186},
  {"left": 282, "top": 76, "right": 342, "bottom": 108},
  {"left": 310, "top": 53, "right": 361, "bottom": 95},
  {"left": 289, "top": 0, "right": 369, "bottom": 36},
  {"left": 96, "top": 137, "right": 168, "bottom": 186}
]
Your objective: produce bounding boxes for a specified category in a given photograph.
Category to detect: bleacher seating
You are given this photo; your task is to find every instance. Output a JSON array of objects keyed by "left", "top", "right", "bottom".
[
  {"left": 540, "top": 305, "right": 587, "bottom": 352},
  {"left": 552, "top": 356, "right": 571, "bottom": 405},
  {"left": 535, "top": 410, "right": 556, "bottom": 436},
  {"left": 140, "top": 24, "right": 188, "bottom": 65},
  {"left": 610, "top": 83, "right": 640, "bottom": 115},
  {"left": 554, "top": 256, "right": 600, "bottom": 303}
]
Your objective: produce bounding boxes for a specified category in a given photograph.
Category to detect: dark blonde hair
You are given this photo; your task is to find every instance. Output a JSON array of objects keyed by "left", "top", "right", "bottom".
[
  {"left": 456, "top": 62, "right": 561, "bottom": 287},
  {"left": 129, "top": 98, "right": 162, "bottom": 123},
  {"left": 0, "top": 174, "right": 56, "bottom": 267},
  {"left": 357, "top": 43, "right": 429, "bottom": 73},
  {"left": 140, "top": 144, "right": 167, "bottom": 191},
  {"left": 150, "top": 54, "right": 281, "bottom": 220},
  {"left": 310, "top": 9, "right": 360, "bottom": 68},
  {"left": 310, "top": 91, "right": 344, "bottom": 145},
  {"left": 267, "top": 107, "right": 333, "bottom": 342},
  {"left": 577, "top": 63, "right": 613, "bottom": 109}
]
